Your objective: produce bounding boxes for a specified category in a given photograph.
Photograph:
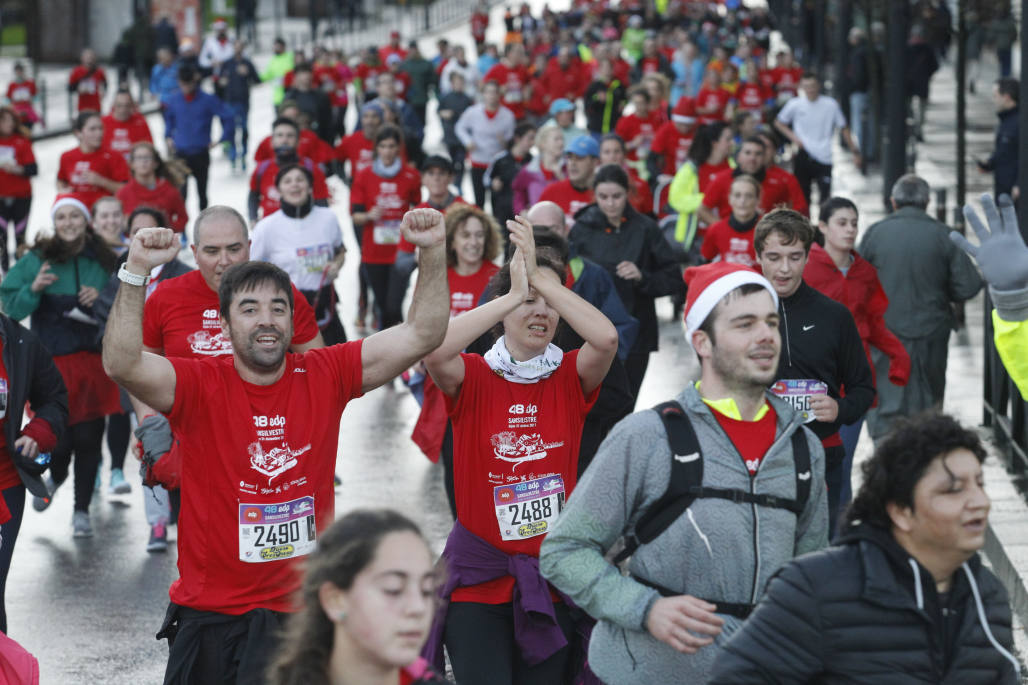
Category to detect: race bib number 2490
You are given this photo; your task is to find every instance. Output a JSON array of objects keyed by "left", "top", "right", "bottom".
[{"left": 239, "top": 496, "right": 316, "bottom": 563}]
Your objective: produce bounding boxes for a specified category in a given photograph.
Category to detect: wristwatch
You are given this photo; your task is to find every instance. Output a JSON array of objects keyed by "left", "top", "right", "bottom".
[{"left": 117, "top": 263, "right": 150, "bottom": 287}]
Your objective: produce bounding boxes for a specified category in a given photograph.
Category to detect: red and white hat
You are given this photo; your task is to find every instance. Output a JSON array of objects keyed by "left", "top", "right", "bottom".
[
  {"left": 683, "top": 262, "right": 777, "bottom": 348},
  {"left": 672, "top": 96, "right": 697, "bottom": 125},
  {"left": 51, "top": 194, "right": 91, "bottom": 223}
]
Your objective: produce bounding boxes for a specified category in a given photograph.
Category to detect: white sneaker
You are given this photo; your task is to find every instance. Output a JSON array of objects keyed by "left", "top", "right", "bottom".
[{"left": 72, "top": 511, "right": 93, "bottom": 538}]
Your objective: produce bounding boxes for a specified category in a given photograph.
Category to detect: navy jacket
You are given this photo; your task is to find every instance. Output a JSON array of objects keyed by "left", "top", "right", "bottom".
[{"left": 982, "top": 107, "right": 1019, "bottom": 197}]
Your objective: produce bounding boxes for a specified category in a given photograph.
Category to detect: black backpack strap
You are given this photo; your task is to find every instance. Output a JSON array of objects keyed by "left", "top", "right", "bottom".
[
  {"left": 790, "top": 427, "right": 812, "bottom": 514},
  {"left": 613, "top": 401, "right": 702, "bottom": 564}
]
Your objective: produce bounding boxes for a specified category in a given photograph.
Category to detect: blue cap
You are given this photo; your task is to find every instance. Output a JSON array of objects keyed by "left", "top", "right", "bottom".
[
  {"left": 565, "top": 135, "right": 599, "bottom": 158},
  {"left": 549, "top": 98, "right": 575, "bottom": 115}
]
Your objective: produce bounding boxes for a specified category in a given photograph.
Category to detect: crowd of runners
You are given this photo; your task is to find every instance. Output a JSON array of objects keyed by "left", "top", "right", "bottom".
[{"left": 0, "top": 0, "right": 1024, "bottom": 683}]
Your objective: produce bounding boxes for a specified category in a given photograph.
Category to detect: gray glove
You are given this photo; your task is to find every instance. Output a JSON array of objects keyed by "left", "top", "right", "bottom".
[
  {"left": 955, "top": 194, "right": 1028, "bottom": 320},
  {"left": 134, "top": 413, "right": 173, "bottom": 464}
]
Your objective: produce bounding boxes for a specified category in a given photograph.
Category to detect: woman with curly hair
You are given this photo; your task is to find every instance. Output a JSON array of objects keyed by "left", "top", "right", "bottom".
[
  {"left": 710, "top": 413, "right": 1021, "bottom": 684},
  {"left": 266, "top": 508, "right": 445, "bottom": 685}
]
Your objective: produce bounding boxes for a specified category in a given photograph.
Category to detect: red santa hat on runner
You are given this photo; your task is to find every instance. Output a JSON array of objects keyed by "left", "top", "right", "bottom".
[
  {"left": 683, "top": 262, "right": 777, "bottom": 349},
  {"left": 51, "top": 194, "right": 91, "bottom": 224},
  {"left": 672, "top": 96, "right": 697, "bottom": 125}
]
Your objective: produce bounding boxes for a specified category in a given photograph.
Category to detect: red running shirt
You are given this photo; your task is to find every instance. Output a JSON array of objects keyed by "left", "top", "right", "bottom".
[
  {"left": 447, "top": 263, "right": 499, "bottom": 317},
  {"left": 538, "top": 180, "right": 594, "bottom": 227},
  {"left": 695, "top": 87, "right": 730, "bottom": 124},
  {"left": 350, "top": 165, "right": 422, "bottom": 264},
  {"left": 68, "top": 66, "right": 106, "bottom": 113},
  {"left": 166, "top": 342, "right": 364, "bottom": 614},
  {"left": 700, "top": 218, "right": 760, "bottom": 268},
  {"left": 101, "top": 113, "right": 153, "bottom": 161},
  {"left": 650, "top": 121, "right": 693, "bottom": 176},
  {"left": 483, "top": 63, "right": 530, "bottom": 120},
  {"left": 249, "top": 157, "right": 331, "bottom": 220},
  {"left": 708, "top": 404, "right": 777, "bottom": 474},
  {"left": 143, "top": 270, "right": 320, "bottom": 358},
  {"left": 57, "top": 146, "right": 130, "bottom": 210},
  {"left": 0, "top": 134, "right": 35, "bottom": 198},
  {"left": 447, "top": 352, "right": 598, "bottom": 604},
  {"left": 334, "top": 132, "right": 375, "bottom": 177},
  {"left": 116, "top": 178, "right": 189, "bottom": 232},
  {"left": 614, "top": 110, "right": 664, "bottom": 161},
  {"left": 254, "top": 129, "right": 329, "bottom": 165}
]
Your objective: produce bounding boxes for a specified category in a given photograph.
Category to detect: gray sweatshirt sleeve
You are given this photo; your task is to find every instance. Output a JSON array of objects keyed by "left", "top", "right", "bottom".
[
  {"left": 540, "top": 412, "right": 663, "bottom": 632},
  {"left": 454, "top": 107, "right": 476, "bottom": 148}
]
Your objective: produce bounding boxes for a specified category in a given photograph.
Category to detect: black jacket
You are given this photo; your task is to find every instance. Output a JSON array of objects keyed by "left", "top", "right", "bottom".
[
  {"left": 584, "top": 78, "right": 627, "bottom": 135},
  {"left": 982, "top": 107, "right": 1019, "bottom": 197},
  {"left": 568, "top": 204, "right": 681, "bottom": 353},
  {"left": 709, "top": 523, "right": 1020, "bottom": 684},
  {"left": 0, "top": 315, "right": 68, "bottom": 499},
  {"left": 774, "top": 281, "right": 875, "bottom": 442}
]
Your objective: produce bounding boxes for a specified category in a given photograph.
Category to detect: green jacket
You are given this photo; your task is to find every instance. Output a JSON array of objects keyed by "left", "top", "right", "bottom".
[
  {"left": 401, "top": 56, "right": 437, "bottom": 107},
  {"left": 261, "top": 51, "right": 295, "bottom": 105}
]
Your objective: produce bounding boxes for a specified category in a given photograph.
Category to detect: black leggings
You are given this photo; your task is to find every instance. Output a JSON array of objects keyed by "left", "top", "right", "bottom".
[
  {"left": 50, "top": 417, "right": 106, "bottom": 512},
  {"left": 0, "top": 485, "right": 25, "bottom": 633},
  {"left": 793, "top": 149, "right": 832, "bottom": 208},
  {"left": 106, "top": 411, "right": 131, "bottom": 472},
  {"left": 471, "top": 165, "right": 488, "bottom": 209},
  {"left": 0, "top": 196, "right": 30, "bottom": 271},
  {"left": 361, "top": 262, "right": 401, "bottom": 330},
  {"left": 445, "top": 601, "right": 575, "bottom": 685},
  {"left": 178, "top": 149, "right": 211, "bottom": 210},
  {"left": 623, "top": 351, "right": 651, "bottom": 411}
]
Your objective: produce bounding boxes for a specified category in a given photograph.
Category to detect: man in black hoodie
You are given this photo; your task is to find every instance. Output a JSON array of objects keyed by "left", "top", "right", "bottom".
[
  {"left": 709, "top": 413, "right": 1020, "bottom": 684},
  {"left": 754, "top": 209, "right": 874, "bottom": 532}
]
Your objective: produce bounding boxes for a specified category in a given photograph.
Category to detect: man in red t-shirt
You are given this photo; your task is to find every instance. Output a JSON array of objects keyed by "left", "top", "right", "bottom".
[
  {"left": 695, "top": 68, "right": 731, "bottom": 124},
  {"left": 614, "top": 87, "right": 664, "bottom": 163},
  {"left": 334, "top": 102, "right": 383, "bottom": 181},
  {"left": 68, "top": 49, "right": 107, "bottom": 114},
  {"left": 102, "top": 90, "right": 154, "bottom": 162},
  {"left": 754, "top": 129, "right": 809, "bottom": 217},
  {"left": 539, "top": 135, "right": 599, "bottom": 229},
  {"left": 104, "top": 207, "right": 450, "bottom": 684},
  {"left": 483, "top": 43, "right": 531, "bottom": 120},
  {"left": 700, "top": 137, "right": 798, "bottom": 222},
  {"left": 770, "top": 50, "right": 803, "bottom": 99},
  {"left": 247, "top": 118, "right": 330, "bottom": 222},
  {"left": 649, "top": 97, "right": 697, "bottom": 180}
]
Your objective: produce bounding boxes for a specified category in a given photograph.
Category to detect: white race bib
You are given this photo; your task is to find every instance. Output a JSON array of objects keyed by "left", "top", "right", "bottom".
[
  {"left": 238, "top": 496, "right": 316, "bottom": 563},
  {"left": 494, "top": 475, "right": 565, "bottom": 541},
  {"left": 771, "top": 379, "right": 828, "bottom": 423},
  {"left": 373, "top": 220, "right": 401, "bottom": 245}
]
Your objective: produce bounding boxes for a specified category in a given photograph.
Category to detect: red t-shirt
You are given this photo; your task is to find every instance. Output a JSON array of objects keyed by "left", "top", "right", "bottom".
[
  {"left": 700, "top": 217, "right": 760, "bottom": 268},
  {"left": 650, "top": 121, "right": 693, "bottom": 176},
  {"left": 695, "top": 87, "right": 730, "bottom": 124},
  {"left": 165, "top": 342, "right": 364, "bottom": 614},
  {"left": 708, "top": 404, "right": 777, "bottom": 474},
  {"left": 538, "top": 180, "right": 593, "bottom": 226},
  {"left": 636, "top": 56, "right": 663, "bottom": 76},
  {"left": 766, "top": 164, "right": 810, "bottom": 217},
  {"left": 6, "top": 80, "right": 35, "bottom": 104},
  {"left": 628, "top": 168, "right": 654, "bottom": 215},
  {"left": 249, "top": 157, "right": 331, "bottom": 220},
  {"left": 771, "top": 66, "right": 803, "bottom": 97},
  {"left": 471, "top": 11, "right": 489, "bottom": 41},
  {"left": 350, "top": 165, "right": 421, "bottom": 264},
  {"left": 448, "top": 263, "right": 499, "bottom": 317},
  {"left": 116, "top": 178, "right": 189, "bottom": 232},
  {"left": 702, "top": 169, "right": 794, "bottom": 217},
  {"left": 447, "top": 352, "right": 598, "bottom": 603},
  {"left": 614, "top": 111, "right": 663, "bottom": 162},
  {"left": 0, "top": 134, "right": 35, "bottom": 198},
  {"left": 101, "top": 113, "right": 153, "bottom": 161},
  {"left": 734, "top": 82, "right": 770, "bottom": 116},
  {"left": 379, "top": 47, "right": 408, "bottom": 64},
  {"left": 355, "top": 63, "right": 387, "bottom": 93},
  {"left": 0, "top": 338, "right": 18, "bottom": 491},
  {"left": 484, "top": 63, "right": 530, "bottom": 120},
  {"left": 334, "top": 132, "right": 375, "bottom": 177},
  {"left": 143, "top": 270, "right": 320, "bottom": 357},
  {"left": 57, "top": 146, "right": 130, "bottom": 210},
  {"left": 255, "top": 129, "right": 328, "bottom": 165},
  {"left": 69, "top": 66, "right": 107, "bottom": 113},
  {"left": 313, "top": 64, "right": 350, "bottom": 107},
  {"left": 698, "top": 160, "right": 731, "bottom": 191}
]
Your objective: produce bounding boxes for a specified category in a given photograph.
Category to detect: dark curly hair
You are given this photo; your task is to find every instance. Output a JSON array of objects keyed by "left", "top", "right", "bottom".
[
  {"left": 843, "top": 413, "right": 988, "bottom": 529},
  {"left": 266, "top": 509, "right": 430, "bottom": 685}
]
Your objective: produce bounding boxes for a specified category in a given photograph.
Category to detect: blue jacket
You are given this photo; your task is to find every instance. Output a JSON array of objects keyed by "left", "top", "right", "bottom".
[
  {"left": 150, "top": 62, "right": 180, "bottom": 103},
  {"left": 163, "top": 89, "right": 235, "bottom": 154}
]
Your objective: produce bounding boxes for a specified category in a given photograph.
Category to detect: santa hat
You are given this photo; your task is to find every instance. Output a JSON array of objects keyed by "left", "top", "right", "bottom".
[
  {"left": 51, "top": 194, "right": 91, "bottom": 223},
  {"left": 212, "top": 18, "right": 228, "bottom": 31},
  {"left": 683, "top": 262, "right": 777, "bottom": 348},
  {"left": 672, "top": 96, "right": 697, "bottom": 125}
]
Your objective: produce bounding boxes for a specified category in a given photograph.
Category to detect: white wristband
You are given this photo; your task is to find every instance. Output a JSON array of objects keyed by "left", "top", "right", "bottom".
[{"left": 118, "top": 263, "right": 149, "bottom": 287}]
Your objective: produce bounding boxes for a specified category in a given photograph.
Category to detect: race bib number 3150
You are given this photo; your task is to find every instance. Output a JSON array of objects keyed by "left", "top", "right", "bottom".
[
  {"left": 494, "top": 475, "right": 565, "bottom": 541},
  {"left": 239, "top": 496, "right": 316, "bottom": 563}
]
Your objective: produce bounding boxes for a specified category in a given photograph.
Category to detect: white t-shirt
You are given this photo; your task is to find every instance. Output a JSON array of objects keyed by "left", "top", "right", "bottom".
[
  {"left": 776, "top": 94, "right": 847, "bottom": 165},
  {"left": 250, "top": 205, "right": 344, "bottom": 292}
]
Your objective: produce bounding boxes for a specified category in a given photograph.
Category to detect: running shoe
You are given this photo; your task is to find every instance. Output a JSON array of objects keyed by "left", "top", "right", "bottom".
[
  {"left": 72, "top": 511, "right": 93, "bottom": 538},
  {"left": 109, "top": 468, "right": 131, "bottom": 495},
  {"left": 147, "top": 521, "right": 169, "bottom": 553},
  {"left": 94, "top": 471, "right": 101, "bottom": 494},
  {"left": 32, "top": 475, "right": 56, "bottom": 512}
]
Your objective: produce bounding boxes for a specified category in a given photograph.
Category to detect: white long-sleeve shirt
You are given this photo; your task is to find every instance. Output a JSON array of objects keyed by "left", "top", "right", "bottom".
[{"left": 455, "top": 104, "right": 516, "bottom": 167}]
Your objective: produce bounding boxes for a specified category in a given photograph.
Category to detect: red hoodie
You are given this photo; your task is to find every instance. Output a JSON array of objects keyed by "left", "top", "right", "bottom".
[{"left": 803, "top": 243, "right": 911, "bottom": 397}]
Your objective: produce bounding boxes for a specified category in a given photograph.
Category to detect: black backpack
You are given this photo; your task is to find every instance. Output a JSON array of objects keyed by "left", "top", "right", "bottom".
[{"left": 612, "top": 401, "right": 812, "bottom": 616}]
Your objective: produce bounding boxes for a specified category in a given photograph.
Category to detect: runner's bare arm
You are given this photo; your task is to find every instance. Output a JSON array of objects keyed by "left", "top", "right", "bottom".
[
  {"left": 102, "top": 228, "right": 179, "bottom": 414},
  {"left": 507, "top": 216, "right": 618, "bottom": 394},
  {"left": 361, "top": 209, "right": 449, "bottom": 393}
]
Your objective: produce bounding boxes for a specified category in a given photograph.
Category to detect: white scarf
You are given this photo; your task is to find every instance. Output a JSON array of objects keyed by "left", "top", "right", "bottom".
[{"left": 483, "top": 335, "right": 563, "bottom": 384}]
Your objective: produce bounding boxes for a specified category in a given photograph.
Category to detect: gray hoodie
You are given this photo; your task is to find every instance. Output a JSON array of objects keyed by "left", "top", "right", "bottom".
[{"left": 539, "top": 384, "right": 829, "bottom": 684}]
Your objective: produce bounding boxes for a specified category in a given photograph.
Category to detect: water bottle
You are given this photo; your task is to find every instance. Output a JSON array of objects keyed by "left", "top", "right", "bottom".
[{"left": 33, "top": 452, "right": 50, "bottom": 467}]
